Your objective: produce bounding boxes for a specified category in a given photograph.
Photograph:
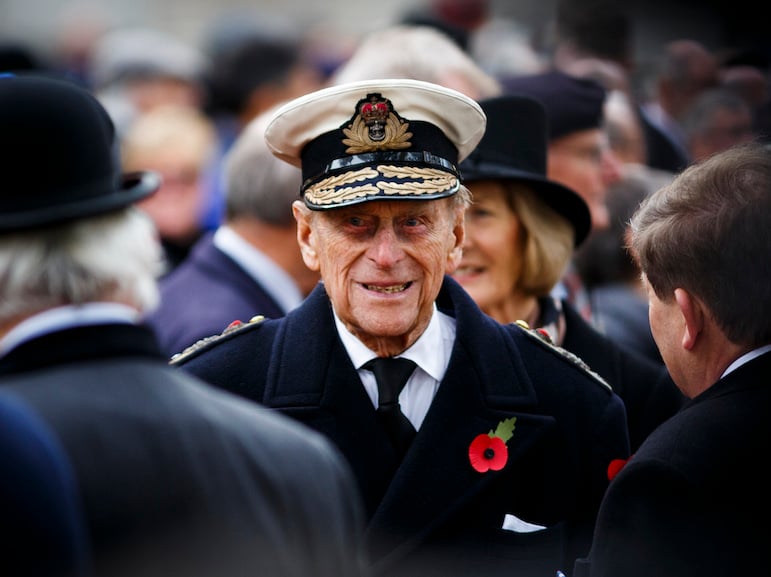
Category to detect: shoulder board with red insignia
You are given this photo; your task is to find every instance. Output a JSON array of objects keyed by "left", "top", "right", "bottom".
[
  {"left": 169, "top": 315, "right": 266, "bottom": 366},
  {"left": 512, "top": 319, "right": 612, "bottom": 392}
]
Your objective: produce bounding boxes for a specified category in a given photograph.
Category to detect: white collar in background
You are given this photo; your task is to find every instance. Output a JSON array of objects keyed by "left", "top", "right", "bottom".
[
  {"left": 0, "top": 303, "right": 138, "bottom": 356},
  {"left": 213, "top": 226, "right": 303, "bottom": 313}
]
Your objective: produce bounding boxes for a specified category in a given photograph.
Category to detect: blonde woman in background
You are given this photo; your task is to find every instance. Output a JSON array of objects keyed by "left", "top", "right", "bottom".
[
  {"left": 121, "top": 104, "right": 216, "bottom": 274},
  {"left": 455, "top": 94, "right": 684, "bottom": 451}
]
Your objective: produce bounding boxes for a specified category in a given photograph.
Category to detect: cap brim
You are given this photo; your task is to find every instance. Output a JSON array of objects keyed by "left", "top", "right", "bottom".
[{"left": 0, "top": 170, "right": 161, "bottom": 232}]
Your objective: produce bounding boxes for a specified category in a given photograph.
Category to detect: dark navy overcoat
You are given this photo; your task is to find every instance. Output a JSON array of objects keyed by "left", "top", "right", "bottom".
[{"left": 175, "top": 276, "right": 630, "bottom": 577}]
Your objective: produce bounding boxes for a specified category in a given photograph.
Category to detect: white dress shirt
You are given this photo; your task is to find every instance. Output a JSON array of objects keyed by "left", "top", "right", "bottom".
[{"left": 334, "top": 304, "right": 456, "bottom": 430}]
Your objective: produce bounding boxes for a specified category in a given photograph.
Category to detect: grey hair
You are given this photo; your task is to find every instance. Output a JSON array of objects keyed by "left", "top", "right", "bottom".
[
  {"left": 0, "top": 208, "right": 162, "bottom": 322},
  {"left": 222, "top": 108, "right": 302, "bottom": 226},
  {"left": 505, "top": 183, "right": 574, "bottom": 296}
]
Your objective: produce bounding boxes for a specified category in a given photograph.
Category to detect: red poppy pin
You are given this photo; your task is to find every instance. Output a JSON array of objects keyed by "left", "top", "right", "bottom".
[
  {"left": 469, "top": 417, "right": 517, "bottom": 473},
  {"left": 607, "top": 455, "right": 633, "bottom": 481}
]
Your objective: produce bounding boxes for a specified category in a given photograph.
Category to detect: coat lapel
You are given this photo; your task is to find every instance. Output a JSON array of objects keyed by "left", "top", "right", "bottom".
[
  {"left": 367, "top": 279, "right": 554, "bottom": 557},
  {"left": 0, "top": 324, "right": 164, "bottom": 376},
  {"left": 260, "top": 285, "right": 405, "bottom": 514},
  {"left": 260, "top": 279, "right": 555, "bottom": 556}
]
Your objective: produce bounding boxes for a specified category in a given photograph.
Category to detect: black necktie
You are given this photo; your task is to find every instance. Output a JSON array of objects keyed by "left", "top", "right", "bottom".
[{"left": 364, "top": 357, "right": 417, "bottom": 456}]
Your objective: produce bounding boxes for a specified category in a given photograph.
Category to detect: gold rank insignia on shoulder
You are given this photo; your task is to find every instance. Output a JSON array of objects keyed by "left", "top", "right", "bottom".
[
  {"left": 169, "top": 315, "right": 266, "bottom": 365},
  {"left": 342, "top": 93, "right": 413, "bottom": 154},
  {"left": 513, "top": 319, "right": 612, "bottom": 392}
]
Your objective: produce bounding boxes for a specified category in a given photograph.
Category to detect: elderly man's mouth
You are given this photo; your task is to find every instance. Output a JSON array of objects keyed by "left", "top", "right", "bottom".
[{"left": 363, "top": 282, "right": 412, "bottom": 294}]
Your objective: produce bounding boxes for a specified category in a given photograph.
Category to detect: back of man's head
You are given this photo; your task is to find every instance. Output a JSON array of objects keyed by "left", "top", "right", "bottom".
[
  {"left": 222, "top": 108, "right": 301, "bottom": 227},
  {"left": 0, "top": 75, "right": 162, "bottom": 318},
  {"left": 630, "top": 141, "right": 771, "bottom": 347}
]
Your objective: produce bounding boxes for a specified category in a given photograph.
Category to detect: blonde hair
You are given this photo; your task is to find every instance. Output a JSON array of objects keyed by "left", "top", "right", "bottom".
[
  {"left": 121, "top": 104, "right": 216, "bottom": 170},
  {"left": 506, "top": 183, "right": 574, "bottom": 296}
]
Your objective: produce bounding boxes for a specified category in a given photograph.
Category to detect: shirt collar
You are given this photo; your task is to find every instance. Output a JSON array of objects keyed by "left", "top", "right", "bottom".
[
  {"left": 333, "top": 303, "right": 452, "bottom": 382},
  {"left": 213, "top": 225, "right": 303, "bottom": 313},
  {"left": 0, "top": 303, "right": 138, "bottom": 356},
  {"left": 721, "top": 343, "right": 771, "bottom": 378}
]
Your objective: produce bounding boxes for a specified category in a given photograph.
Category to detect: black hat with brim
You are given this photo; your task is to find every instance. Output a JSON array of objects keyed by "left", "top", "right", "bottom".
[
  {"left": 0, "top": 74, "right": 160, "bottom": 232},
  {"left": 460, "top": 94, "right": 591, "bottom": 247}
]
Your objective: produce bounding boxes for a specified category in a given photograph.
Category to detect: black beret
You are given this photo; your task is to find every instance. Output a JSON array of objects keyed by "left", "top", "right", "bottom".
[{"left": 500, "top": 70, "right": 606, "bottom": 141}]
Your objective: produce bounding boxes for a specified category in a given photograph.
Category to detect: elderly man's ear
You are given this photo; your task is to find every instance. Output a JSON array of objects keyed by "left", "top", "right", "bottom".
[
  {"left": 675, "top": 288, "right": 704, "bottom": 351},
  {"left": 447, "top": 219, "right": 465, "bottom": 272},
  {"left": 294, "top": 202, "right": 319, "bottom": 271}
]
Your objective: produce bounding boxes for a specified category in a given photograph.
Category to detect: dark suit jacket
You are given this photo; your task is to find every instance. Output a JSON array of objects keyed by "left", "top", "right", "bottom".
[
  {"left": 0, "top": 323, "right": 368, "bottom": 577},
  {"left": 638, "top": 105, "right": 690, "bottom": 173},
  {"left": 0, "top": 391, "right": 89, "bottom": 577},
  {"left": 145, "top": 233, "right": 286, "bottom": 357},
  {"left": 588, "top": 284, "right": 663, "bottom": 366},
  {"left": 174, "top": 277, "right": 631, "bottom": 577},
  {"left": 575, "top": 350, "right": 771, "bottom": 577},
  {"left": 561, "top": 302, "right": 685, "bottom": 451}
]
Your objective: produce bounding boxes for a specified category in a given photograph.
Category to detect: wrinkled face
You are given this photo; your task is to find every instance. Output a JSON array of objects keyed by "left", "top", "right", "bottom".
[
  {"left": 453, "top": 181, "right": 524, "bottom": 312},
  {"left": 294, "top": 197, "right": 464, "bottom": 353}
]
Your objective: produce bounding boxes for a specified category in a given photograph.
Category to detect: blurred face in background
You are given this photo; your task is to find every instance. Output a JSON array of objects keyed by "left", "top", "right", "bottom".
[
  {"left": 689, "top": 105, "right": 755, "bottom": 163},
  {"left": 547, "top": 128, "right": 621, "bottom": 233},
  {"left": 133, "top": 149, "right": 208, "bottom": 243},
  {"left": 122, "top": 105, "right": 215, "bottom": 245},
  {"left": 127, "top": 76, "right": 205, "bottom": 116}
]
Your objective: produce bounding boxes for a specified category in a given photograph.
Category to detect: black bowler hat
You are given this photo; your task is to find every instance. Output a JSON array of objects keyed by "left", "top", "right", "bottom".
[
  {"left": 265, "top": 78, "right": 486, "bottom": 209},
  {"left": 461, "top": 94, "right": 591, "bottom": 246},
  {"left": 0, "top": 75, "right": 160, "bottom": 232}
]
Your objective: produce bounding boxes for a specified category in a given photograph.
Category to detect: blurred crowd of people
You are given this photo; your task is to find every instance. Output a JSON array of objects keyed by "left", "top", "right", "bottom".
[
  {"left": 3, "top": 0, "right": 766, "bottom": 307},
  {"left": 1, "top": 0, "right": 770, "bottom": 575},
  {"left": 2, "top": 0, "right": 767, "bottom": 278}
]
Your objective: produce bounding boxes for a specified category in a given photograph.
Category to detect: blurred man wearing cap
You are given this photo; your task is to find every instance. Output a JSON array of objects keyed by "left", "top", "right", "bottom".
[
  {"left": 90, "top": 26, "right": 208, "bottom": 137},
  {"left": 501, "top": 70, "right": 623, "bottom": 320},
  {"left": 173, "top": 78, "right": 630, "bottom": 577},
  {"left": 501, "top": 70, "right": 622, "bottom": 235},
  {"left": 454, "top": 94, "right": 683, "bottom": 452},
  {"left": 0, "top": 74, "right": 367, "bottom": 577}
]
